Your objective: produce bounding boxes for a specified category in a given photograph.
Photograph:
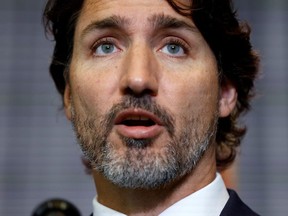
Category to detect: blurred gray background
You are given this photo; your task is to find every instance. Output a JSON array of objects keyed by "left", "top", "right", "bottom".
[{"left": 0, "top": 0, "right": 287, "bottom": 215}]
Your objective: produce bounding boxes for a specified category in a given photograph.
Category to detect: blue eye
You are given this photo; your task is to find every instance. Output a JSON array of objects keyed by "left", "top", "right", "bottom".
[
  {"left": 95, "top": 43, "right": 116, "bottom": 55},
  {"left": 92, "top": 38, "right": 121, "bottom": 56},
  {"left": 167, "top": 44, "right": 181, "bottom": 54},
  {"left": 161, "top": 43, "right": 185, "bottom": 56}
]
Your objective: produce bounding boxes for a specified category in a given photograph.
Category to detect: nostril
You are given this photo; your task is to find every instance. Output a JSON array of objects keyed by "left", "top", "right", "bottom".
[{"left": 123, "top": 87, "right": 157, "bottom": 97}]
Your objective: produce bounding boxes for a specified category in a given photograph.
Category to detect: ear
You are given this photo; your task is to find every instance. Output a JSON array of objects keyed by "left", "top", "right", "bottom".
[
  {"left": 64, "top": 84, "right": 72, "bottom": 121},
  {"left": 219, "top": 79, "right": 237, "bottom": 117}
]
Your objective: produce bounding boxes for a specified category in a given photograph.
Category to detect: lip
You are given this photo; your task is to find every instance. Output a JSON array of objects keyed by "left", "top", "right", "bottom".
[{"left": 114, "top": 108, "right": 164, "bottom": 139}]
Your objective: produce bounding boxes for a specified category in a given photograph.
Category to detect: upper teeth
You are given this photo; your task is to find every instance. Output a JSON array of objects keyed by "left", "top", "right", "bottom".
[{"left": 126, "top": 116, "right": 150, "bottom": 121}]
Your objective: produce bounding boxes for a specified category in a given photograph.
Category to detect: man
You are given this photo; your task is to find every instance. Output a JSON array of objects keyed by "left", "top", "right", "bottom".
[{"left": 43, "top": 0, "right": 260, "bottom": 215}]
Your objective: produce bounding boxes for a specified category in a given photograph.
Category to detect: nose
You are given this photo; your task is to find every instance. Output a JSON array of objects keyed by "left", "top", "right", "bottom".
[{"left": 120, "top": 43, "right": 159, "bottom": 97}]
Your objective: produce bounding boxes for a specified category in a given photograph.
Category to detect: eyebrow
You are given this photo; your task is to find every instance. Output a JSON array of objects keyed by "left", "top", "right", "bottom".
[
  {"left": 149, "top": 14, "right": 198, "bottom": 33},
  {"left": 80, "top": 15, "right": 131, "bottom": 39},
  {"left": 80, "top": 13, "right": 198, "bottom": 40}
]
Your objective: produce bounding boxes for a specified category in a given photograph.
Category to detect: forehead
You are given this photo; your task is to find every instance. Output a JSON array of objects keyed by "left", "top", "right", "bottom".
[
  {"left": 76, "top": 0, "right": 193, "bottom": 31},
  {"left": 81, "top": 0, "right": 191, "bottom": 12}
]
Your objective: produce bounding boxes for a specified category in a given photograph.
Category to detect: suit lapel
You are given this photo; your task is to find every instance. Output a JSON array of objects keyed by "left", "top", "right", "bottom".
[{"left": 220, "top": 189, "right": 259, "bottom": 216}]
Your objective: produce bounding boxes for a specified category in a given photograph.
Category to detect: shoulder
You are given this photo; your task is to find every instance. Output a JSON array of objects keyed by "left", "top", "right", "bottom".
[{"left": 220, "top": 189, "right": 260, "bottom": 216}]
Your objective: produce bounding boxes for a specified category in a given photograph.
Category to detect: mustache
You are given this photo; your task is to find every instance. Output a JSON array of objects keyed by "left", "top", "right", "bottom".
[{"left": 102, "top": 95, "right": 175, "bottom": 137}]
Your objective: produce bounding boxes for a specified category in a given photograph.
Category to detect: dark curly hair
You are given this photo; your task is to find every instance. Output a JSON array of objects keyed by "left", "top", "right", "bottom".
[{"left": 43, "top": 0, "right": 259, "bottom": 170}]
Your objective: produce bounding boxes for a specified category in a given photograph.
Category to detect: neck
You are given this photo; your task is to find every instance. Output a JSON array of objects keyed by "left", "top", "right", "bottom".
[{"left": 93, "top": 146, "right": 217, "bottom": 216}]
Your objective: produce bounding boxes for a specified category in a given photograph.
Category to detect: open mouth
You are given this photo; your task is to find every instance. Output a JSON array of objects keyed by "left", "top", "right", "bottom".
[
  {"left": 120, "top": 116, "right": 156, "bottom": 127},
  {"left": 114, "top": 109, "right": 163, "bottom": 139}
]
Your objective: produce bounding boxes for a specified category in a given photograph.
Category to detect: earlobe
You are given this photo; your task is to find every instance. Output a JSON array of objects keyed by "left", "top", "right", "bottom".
[
  {"left": 64, "top": 85, "right": 72, "bottom": 120},
  {"left": 219, "top": 80, "right": 237, "bottom": 117}
]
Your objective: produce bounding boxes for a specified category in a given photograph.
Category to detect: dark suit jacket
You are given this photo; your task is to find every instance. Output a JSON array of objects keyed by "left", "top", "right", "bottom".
[
  {"left": 90, "top": 189, "right": 259, "bottom": 216},
  {"left": 220, "top": 189, "right": 259, "bottom": 216}
]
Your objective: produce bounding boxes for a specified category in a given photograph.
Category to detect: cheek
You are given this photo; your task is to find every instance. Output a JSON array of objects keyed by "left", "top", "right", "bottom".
[
  {"left": 160, "top": 73, "right": 219, "bottom": 121},
  {"left": 69, "top": 64, "right": 119, "bottom": 115},
  {"left": 158, "top": 49, "right": 219, "bottom": 115}
]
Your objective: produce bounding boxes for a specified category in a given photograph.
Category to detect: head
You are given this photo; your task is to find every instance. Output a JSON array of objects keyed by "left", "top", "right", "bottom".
[{"left": 43, "top": 0, "right": 259, "bottom": 188}]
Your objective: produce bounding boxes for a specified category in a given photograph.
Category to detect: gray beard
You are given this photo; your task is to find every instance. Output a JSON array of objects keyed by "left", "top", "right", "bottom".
[{"left": 71, "top": 95, "right": 218, "bottom": 189}]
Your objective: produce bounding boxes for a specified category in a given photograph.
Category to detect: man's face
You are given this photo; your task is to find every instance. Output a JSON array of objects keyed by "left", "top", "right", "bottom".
[{"left": 64, "top": 0, "right": 236, "bottom": 189}]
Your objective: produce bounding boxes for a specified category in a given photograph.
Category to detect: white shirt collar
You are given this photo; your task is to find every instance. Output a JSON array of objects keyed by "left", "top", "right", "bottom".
[
  {"left": 93, "top": 197, "right": 126, "bottom": 216},
  {"left": 93, "top": 173, "right": 229, "bottom": 216}
]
